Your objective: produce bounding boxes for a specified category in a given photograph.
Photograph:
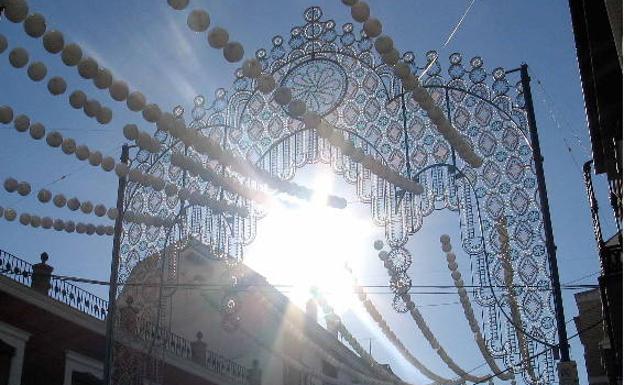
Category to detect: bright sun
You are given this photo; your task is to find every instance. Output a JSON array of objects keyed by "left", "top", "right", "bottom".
[{"left": 244, "top": 167, "right": 375, "bottom": 314}]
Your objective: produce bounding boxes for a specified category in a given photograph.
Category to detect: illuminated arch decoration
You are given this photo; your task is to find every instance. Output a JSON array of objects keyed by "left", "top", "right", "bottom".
[{"left": 119, "top": 6, "right": 557, "bottom": 385}]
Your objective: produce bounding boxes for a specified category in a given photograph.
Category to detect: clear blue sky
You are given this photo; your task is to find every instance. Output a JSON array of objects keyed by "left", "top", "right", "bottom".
[{"left": 0, "top": 1, "right": 616, "bottom": 384}]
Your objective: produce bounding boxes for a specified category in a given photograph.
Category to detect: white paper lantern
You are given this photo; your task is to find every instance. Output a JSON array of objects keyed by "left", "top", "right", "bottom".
[
  {"left": 126, "top": 91, "right": 146, "bottom": 111},
  {"left": 0, "top": 106, "right": 14, "bottom": 124},
  {"left": 95, "top": 225, "right": 106, "bottom": 236},
  {"left": 373, "top": 240, "right": 384, "bottom": 250},
  {"left": 80, "top": 201, "right": 93, "bottom": 214},
  {"left": 68, "top": 90, "right": 86, "bottom": 109},
  {"left": 93, "top": 204, "right": 106, "bottom": 217},
  {"left": 256, "top": 74, "right": 276, "bottom": 94},
  {"left": 76, "top": 223, "right": 86, "bottom": 233},
  {"left": 109, "top": 80, "right": 129, "bottom": 101},
  {"left": 393, "top": 62, "right": 411, "bottom": 80},
  {"left": 14, "top": 114, "right": 29, "bottom": 132},
  {"left": 30, "top": 215, "right": 41, "bottom": 228},
  {"left": 64, "top": 221, "right": 75, "bottom": 233},
  {"left": 440, "top": 234, "right": 451, "bottom": 244},
  {"left": 105, "top": 226, "right": 114, "bottom": 236},
  {"left": 273, "top": 87, "right": 292, "bottom": 106},
  {"left": 152, "top": 177, "right": 165, "bottom": 191},
  {"left": 101, "top": 156, "right": 115, "bottom": 172},
  {"left": 122, "top": 124, "right": 138, "bottom": 141},
  {"left": 403, "top": 75, "right": 418, "bottom": 91},
  {"left": 87, "top": 150, "right": 102, "bottom": 166},
  {"left": 94, "top": 68, "right": 112, "bottom": 89},
  {"left": 442, "top": 242, "right": 452, "bottom": 252},
  {"left": 19, "top": 213, "right": 31, "bottom": 225},
  {"left": 29, "top": 122, "right": 45, "bottom": 140},
  {"left": 167, "top": 0, "right": 189, "bottom": 10},
  {"left": 381, "top": 49, "right": 400, "bottom": 66},
  {"left": 47, "top": 76, "right": 67, "bottom": 95},
  {"left": 363, "top": 18, "right": 382, "bottom": 38},
  {"left": 288, "top": 99, "right": 306, "bottom": 117},
  {"left": 61, "top": 138, "right": 76, "bottom": 154},
  {"left": 85, "top": 224, "right": 95, "bottom": 235},
  {"left": 128, "top": 169, "right": 143, "bottom": 183},
  {"left": 4, "top": 208, "right": 17, "bottom": 221},
  {"left": 41, "top": 216, "right": 52, "bottom": 228},
  {"left": 350, "top": 1, "right": 370, "bottom": 22},
  {"left": 303, "top": 111, "right": 321, "bottom": 129},
  {"left": 341, "top": 0, "right": 358, "bottom": 5},
  {"left": 61, "top": 43, "right": 82, "bottom": 66},
  {"left": 96, "top": 107, "right": 113, "bottom": 124},
  {"left": 67, "top": 197, "right": 80, "bottom": 211},
  {"left": 107, "top": 207, "right": 118, "bottom": 220},
  {"left": 164, "top": 183, "right": 178, "bottom": 197},
  {"left": 53, "top": 194, "right": 67, "bottom": 208},
  {"left": 3, "top": 178, "right": 18, "bottom": 193},
  {"left": 223, "top": 41, "right": 244, "bottom": 63},
  {"left": 37, "top": 189, "right": 52, "bottom": 203},
  {"left": 83, "top": 99, "right": 101, "bottom": 117},
  {"left": 78, "top": 57, "right": 98, "bottom": 79},
  {"left": 374, "top": 35, "right": 393, "bottom": 54},
  {"left": 156, "top": 113, "right": 174, "bottom": 132},
  {"left": 115, "top": 163, "right": 129, "bottom": 178},
  {"left": 42, "top": 30, "right": 64, "bottom": 54},
  {"left": 187, "top": 9, "right": 210, "bottom": 32},
  {"left": 53, "top": 219, "right": 65, "bottom": 231},
  {"left": 75, "top": 145, "right": 90, "bottom": 160},
  {"left": 0, "top": 34, "right": 6, "bottom": 54},
  {"left": 46, "top": 131, "right": 63, "bottom": 147},
  {"left": 5, "top": 0, "right": 29, "bottom": 23},
  {"left": 208, "top": 27, "right": 229, "bottom": 49},
  {"left": 242, "top": 58, "right": 262, "bottom": 78},
  {"left": 17, "top": 182, "right": 31, "bottom": 197},
  {"left": 142, "top": 103, "right": 162, "bottom": 123},
  {"left": 27, "top": 61, "right": 47, "bottom": 81},
  {"left": 9, "top": 47, "right": 29, "bottom": 68}
]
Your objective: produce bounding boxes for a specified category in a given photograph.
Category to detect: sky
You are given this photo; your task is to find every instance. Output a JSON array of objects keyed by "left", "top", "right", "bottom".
[{"left": 0, "top": 1, "right": 618, "bottom": 384}]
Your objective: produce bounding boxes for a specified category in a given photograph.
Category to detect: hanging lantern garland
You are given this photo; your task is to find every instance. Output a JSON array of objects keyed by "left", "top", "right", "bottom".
[
  {"left": 0, "top": 36, "right": 113, "bottom": 124},
  {"left": 345, "top": 267, "right": 461, "bottom": 384},
  {"left": 377, "top": 245, "right": 490, "bottom": 383},
  {"left": 340, "top": 0, "right": 482, "bottom": 169},
  {"left": 496, "top": 220, "right": 538, "bottom": 383},
  {"left": 439, "top": 235, "right": 514, "bottom": 381},
  {"left": 0, "top": 204, "right": 112, "bottom": 236}
]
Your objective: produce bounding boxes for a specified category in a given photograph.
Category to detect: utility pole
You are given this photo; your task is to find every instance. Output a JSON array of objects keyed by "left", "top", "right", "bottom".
[
  {"left": 517, "top": 64, "right": 578, "bottom": 384},
  {"left": 103, "top": 144, "right": 130, "bottom": 385}
]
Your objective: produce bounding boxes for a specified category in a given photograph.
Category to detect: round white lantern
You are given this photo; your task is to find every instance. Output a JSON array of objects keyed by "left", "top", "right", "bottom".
[
  {"left": 30, "top": 215, "right": 41, "bottom": 228},
  {"left": 61, "top": 138, "right": 76, "bottom": 154},
  {"left": 75, "top": 145, "right": 90, "bottom": 160},
  {"left": 53, "top": 194, "right": 67, "bottom": 208},
  {"left": 256, "top": 74, "right": 276, "bottom": 94},
  {"left": 0, "top": 105, "right": 14, "bottom": 124},
  {"left": 14, "top": 114, "right": 29, "bottom": 132},
  {"left": 4, "top": 0, "right": 29, "bottom": 23},
  {"left": 0, "top": 35, "right": 6, "bottom": 54},
  {"left": 351, "top": 1, "right": 370, "bottom": 22},
  {"left": 373, "top": 240, "right": 384, "bottom": 250},
  {"left": 83, "top": 99, "right": 101, "bottom": 117},
  {"left": 37, "top": 189, "right": 52, "bottom": 203},
  {"left": 29, "top": 123, "right": 45, "bottom": 140},
  {"left": 208, "top": 27, "right": 229, "bottom": 49},
  {"left": 80, "top": 201, "right": 93, "bottom": 214},
  {"left": 9, "top": 47, "right": 29, "bottom": 68},
  {"left": 374, "top": 35, "right": 393, "bottom": 54},
  {"left": 61, "top": 43, "right": 82, "bottom": 66},
  {"left": 363, "top": 18, "right": 382, "bottom": 38},
  {"left": 67, "top": 197, "right": 80, "bottom": 211},
  {"left": 46, "top": 131, "right": 63, "bottom": 147},
  {"left": 94, "top": 68, "right": 113, "bottom": 89},
  {"left": 187, "top": 9, "right": 210, "bottom": 32},
  {"left": 167, "top": 0, "right": 189, "bottom": 10},
  {"left": 109, "top": 80, "right": 129, "bottom": 101},
  {"left": 107, "top": 208, "right": 119, "bottom": 220},
  {"left": 273, "top": 87, "right": 292, "bottom": 106},
  {"left": 94, "top": 204, "right": 106, "bottom": 217},
  {"left": 126, "top": 91, "right": 146, "bottom": 111},
  {"left": 242, "top": 58, "right": 262, "bottom": 78},
  {"left": 17, "top": 181, "right": 31, "bottom": 196},
  {"left": 68, "top": 90, "right": 87, "bottom": 109},
  {"left": 101, "top": 157, "right": 115, "bottom": 172},
  {"left": 47, "top": 76, "right": 67, "bottom": 95},
  {"left": 42, "top": 30, "right": 64, "bottom": 54},
  {"left": 96, "top": 107, "right": 113, "bottom": 124},
  {"left": 4, "top": 208, "right": 17, "bottom": 221},
  {"left": 19, "top": 213, "right": 31, "bottom": 226},
  {"left": 53, "top": 219, "right": 65, "bottom": 231},
  {"left": 77, "top": 57, "right": 98, "bottom": 79},
  {"left": 381, "top": 49, "right": 400, "bottom": 66},
  {"left": 88, "top": 150, "right": 102, "bottom": 166},
  {"left": 303, "top": 111, "right": 321, "bottom": 129},
  {"left": 27, "top": 61, "right": 47, "bottom": 81},
  {"left": 76, "top": 223, "right": 86, "bottom": 234},
  {"left": 223, "top": 41, "right": 244, "bottom": 63},
  {"left": 288, "top": 99, "right": 306, "bottom": 117},
  {"left": 41, "top": 216, "right": 52, "bottom": 228},
  {"left": 142, "top": 103, "right": 162, "bottom": 123}
]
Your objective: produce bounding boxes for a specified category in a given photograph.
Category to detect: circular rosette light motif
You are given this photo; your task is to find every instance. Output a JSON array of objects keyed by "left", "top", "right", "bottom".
[
  {"left": 387, "top": 247, "right": 412, "bottom": 273},
  {"left": 280, "top": 58, "right": 347, "bottom": 118},
  {"left": 389, "top": 272, "right": 412, "bottom": 295}
]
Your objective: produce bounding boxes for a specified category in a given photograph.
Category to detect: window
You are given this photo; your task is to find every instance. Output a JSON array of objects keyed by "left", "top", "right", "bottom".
[
  {"left": 63, "top": 351, "right": 102, "bottom": 385},
  {"left": 321, "top": 360, "right": 337, "bottom": 379},
  {"left": 0, "top": 321, "right": 30, "bottom": 385}
]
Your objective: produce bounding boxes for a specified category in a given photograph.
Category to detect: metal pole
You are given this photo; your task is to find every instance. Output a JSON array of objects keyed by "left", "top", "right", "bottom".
[
  {"left": 520, "top": 64, "right": 571, "bottom": 362},
  {"left": 103, "top": 144, "right": 130, "bottom": 385}
]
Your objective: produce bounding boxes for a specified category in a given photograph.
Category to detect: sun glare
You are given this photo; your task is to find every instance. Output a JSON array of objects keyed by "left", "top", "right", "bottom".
[{"left": 245, "top": 168, "right": 375, "bottom": 314}]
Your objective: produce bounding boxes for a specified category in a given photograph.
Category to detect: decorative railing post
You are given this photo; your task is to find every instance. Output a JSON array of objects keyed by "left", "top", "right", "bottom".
[
  {"left": 190, "top": 331, "right": 207, "bottom": 365},
  {"left": 31, "top": 252, "right": 53, "bottom": 295}
]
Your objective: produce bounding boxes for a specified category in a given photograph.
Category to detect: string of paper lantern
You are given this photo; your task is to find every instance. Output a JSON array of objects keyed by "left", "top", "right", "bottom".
[
  {"left": 0, "top": 36, "right": 113, "bottom": 124},
  {"left": 340, "top": 0, "right": 482, "bottom": 169},
  {"left": 317, "top": 121, "right": 424, "bottom": 195},
  {"left": 345, "top": 265, "right": 461, "bottom": 385},
  {"left": 439, "top": 235, "right": 514, "bottom": 381},
  {"left": 0, "top": 106, "right": 117, "bottom": 171},
  {"left": 254, "top": 292, "right": 407, "bottom": 385},
  {"left": 155, "top": 113, "right": 348, "bottom": 208},
  {"left": 313, "top": 293, "right": 412, "bottom": 385},
  {"left": 169, "top": 150, "right": 269, "bottom": 206},
  {"left": 0, "top": 204, "right": 113, "bottom": 236},
  {"left": 496, "top": 220, "right": 537, "bottom": 383},
  {"left": 377, "top": 249, "right": 490, "bottom": 383}
]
